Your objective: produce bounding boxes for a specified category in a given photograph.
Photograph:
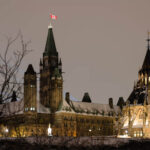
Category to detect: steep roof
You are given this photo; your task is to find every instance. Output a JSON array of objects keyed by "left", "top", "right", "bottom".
[
  {"left": 82, "top": 93, "right": 92, "bottom": 103},
  {"left": 69, "top": 100, "right": 121, "bottom": 116},
  {"left": 127, "top": 86, "right": 146, "bottom": 104},
  {"left": 141, "top": 48, "right": 150, "bottom": 71},
  {"left": 44, "top": 27, "right": 58, "bottom": 56},
  {"left": 25, "top": 64, "right": 36, "bottom": 75}
]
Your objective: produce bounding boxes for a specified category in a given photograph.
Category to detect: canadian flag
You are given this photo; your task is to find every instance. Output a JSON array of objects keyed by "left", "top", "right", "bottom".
[{"left": 50, "top": 14, "right": 57, "bottom": 20}]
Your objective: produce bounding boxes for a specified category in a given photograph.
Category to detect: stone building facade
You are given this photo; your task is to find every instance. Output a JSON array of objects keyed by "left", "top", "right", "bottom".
[
  {"left": 118, "top": 35, "right": 150, "bottom": 138},
  {"left": 0, "top": 24, "right": 122, "bottom": 137}
]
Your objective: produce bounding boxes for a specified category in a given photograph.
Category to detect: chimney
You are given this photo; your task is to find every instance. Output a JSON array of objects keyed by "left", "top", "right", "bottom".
[
  {"left": 109, "top": 98, "right": 113, "bottom": 109},
  {"left": 65, "top": 92, "right": 70, "bottom": 104}
]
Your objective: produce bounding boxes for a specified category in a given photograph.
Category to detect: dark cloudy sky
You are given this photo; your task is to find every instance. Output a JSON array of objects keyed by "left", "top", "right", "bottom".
[{"left": 0, "top": 0, "right": 150, "bottom": 104}]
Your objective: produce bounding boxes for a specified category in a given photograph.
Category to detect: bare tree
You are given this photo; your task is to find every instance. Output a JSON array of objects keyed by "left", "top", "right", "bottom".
[{"left": 0, "top": 32, "right": 31, "bottom": 104}]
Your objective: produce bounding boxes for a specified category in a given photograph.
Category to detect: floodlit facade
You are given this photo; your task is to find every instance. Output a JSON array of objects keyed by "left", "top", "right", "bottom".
[
  {"left": 0, "top": 25, "right": 122, "bottom": 137},
  {"left": 118, "top": 35, "right": 150, "bottom": 138}
]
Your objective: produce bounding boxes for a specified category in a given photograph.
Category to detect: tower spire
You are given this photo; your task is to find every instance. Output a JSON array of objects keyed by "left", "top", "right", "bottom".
[{"left": 44, "top": 23, "right": 58, "bottom": 56}]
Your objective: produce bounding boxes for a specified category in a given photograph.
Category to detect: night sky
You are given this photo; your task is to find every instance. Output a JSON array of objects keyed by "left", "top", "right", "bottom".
[{"left": 1, "top": 0, "right": 150, "bottom": 104}]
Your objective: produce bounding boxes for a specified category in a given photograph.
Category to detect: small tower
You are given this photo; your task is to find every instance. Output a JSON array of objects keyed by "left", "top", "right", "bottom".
[
  {"left": 50, "top": 68, "right": 63, "bottom": 113},
  {"left": 24, "top": 64, "right": 37, "bottom": 113},
  {"left": 82, "top": 92, "right": 92, "bottom": 103}
]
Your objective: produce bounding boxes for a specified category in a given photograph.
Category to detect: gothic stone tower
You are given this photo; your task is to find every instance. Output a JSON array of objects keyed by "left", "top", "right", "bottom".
[
  {"left": 40, "top": 25, "right": 63, "bottom": 113},
  {"left": 24, "top": 64, "right": 37, "bottom": 113}
]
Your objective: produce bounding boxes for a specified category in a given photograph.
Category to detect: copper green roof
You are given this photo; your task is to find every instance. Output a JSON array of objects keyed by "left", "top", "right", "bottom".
[{"left": 44, "top": 27, "right": 58, "bottom": 56}]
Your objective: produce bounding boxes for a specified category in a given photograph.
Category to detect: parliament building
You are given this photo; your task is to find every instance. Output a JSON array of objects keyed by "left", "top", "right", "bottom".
[{"left": 1, "top": 23, "right": 150, "bottom": 138}]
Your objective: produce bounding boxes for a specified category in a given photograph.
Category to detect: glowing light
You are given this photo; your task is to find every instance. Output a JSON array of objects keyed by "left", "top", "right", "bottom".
[
  {"left": 48, "top": 124, "right": 52, "bottom": 136},
  {"left": 133, "top": 121, "right": 137, "bottom": 126},
  {"left": 5, "top": 128, "right": 9, "bottom": 133},
  {"left": 89, "top": 129, "right": 92, "bottom": 132},
  {"left": 117, "top": 135, "right": 131, "bottom": 138},
  {"left": 146, "top": 120, "right": 149, "bottom": 126}
]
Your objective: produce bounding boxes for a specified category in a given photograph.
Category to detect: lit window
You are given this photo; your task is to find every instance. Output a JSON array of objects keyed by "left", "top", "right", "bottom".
[
  {"left": 145, "top": 77, "right": 147, "bottom": 85},
  {"left": 140, "top": 131, "right": 143, "bottom": 137},
  {"left": 137, "top": 131, "right": 139, "bottom": 137},
  {"left": 134, "top": 131, "right": 136, "bottom": 137},
  {"left": 30, "top": 107, "right": 33, "bottom": 111}
]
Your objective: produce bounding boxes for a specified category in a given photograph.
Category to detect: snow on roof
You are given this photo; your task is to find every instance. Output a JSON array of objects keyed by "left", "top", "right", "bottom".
[
  {"left": 0, "top": 99, "right": 50, "bottom": 117},
  {"left": 56, "top": 99, "right": 75, "bottom": 113},
  {"left": 69, "top": 101, "right": 121, "bottom": 116},
  {"left": 37, "top": 99, "right": 50, "bottom": 114},
  {"left": 0, "top": 100, "right": 24, "bottom": 117}
]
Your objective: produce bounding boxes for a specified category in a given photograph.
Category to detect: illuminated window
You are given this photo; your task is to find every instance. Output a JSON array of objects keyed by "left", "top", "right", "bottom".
[
  {"left": 145, "top": 77, "right": 147, "bottom": 85},
  {"left": 134, "top": 131, "right": 136, "bottom": 137},
  {"left": 141, "top": 74, "right": 144, "bottom": 82},
  {"left": 140, "top": 131, "right": 143, "bottom": 137},
  {"left": 137, "top": 131, "right": 139, "bottom": 137}
]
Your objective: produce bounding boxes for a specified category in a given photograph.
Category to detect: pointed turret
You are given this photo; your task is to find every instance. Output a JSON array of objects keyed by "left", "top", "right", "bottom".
[
  {"left": 82, "top": 93, "right": 92, "bottom": 103},
  {"left": 44, "top": 25, "right": 58, "bottom": 57},
  {"left": 25, "top": 64, "right": 36, "bottom": 75},
  {"left": 141, "top": 33, "right": 150, "bottom": 71}
]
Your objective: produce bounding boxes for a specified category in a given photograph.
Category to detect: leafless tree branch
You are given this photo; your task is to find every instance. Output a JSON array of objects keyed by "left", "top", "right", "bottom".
[{"left": 0, "top": 32, "right": 32, "bottom": 104}]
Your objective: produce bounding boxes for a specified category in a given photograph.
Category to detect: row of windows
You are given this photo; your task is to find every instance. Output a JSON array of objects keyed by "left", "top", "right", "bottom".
[
  {"left": 63, "top": 116, "right": 113, "bottom": 124},
  {"left": 134, "top": 131, "right": 143, "bottom": 137},
  {"left": 24, "top": 107, "right": 36, "bottom": 111}
]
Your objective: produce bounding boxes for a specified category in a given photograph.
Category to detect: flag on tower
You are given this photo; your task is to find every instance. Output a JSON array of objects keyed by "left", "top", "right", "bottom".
[{"left": 50, "top": 14, "right": 57, "bottom": 20}]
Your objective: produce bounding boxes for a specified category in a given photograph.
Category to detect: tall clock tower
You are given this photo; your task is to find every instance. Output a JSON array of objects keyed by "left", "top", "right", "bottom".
[{"left": 40, "top": 24, "right": 63, "bottom": 112}]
